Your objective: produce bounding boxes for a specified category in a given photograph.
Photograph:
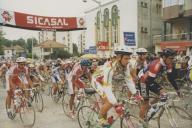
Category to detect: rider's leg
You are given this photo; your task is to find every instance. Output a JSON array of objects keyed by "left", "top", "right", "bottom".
[{"left": 139, "top": 99, "right": 149, "bottom": 119}]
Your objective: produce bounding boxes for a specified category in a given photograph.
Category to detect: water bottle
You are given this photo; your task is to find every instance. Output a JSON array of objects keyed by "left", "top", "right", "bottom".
[{"left": 140, "top": 83, "right": 147, "bottom": 98}]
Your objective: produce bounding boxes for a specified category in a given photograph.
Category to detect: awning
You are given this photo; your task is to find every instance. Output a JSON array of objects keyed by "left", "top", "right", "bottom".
[{"left": 160, "top": 41, "right": 192, "bottom": 51}]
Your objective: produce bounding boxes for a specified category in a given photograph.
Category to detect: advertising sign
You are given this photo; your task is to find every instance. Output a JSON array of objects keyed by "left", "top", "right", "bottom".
[
  {"left": 97, "top": 41, "right": 109, "bottom": 51},
  {"left": 0, "top": 9, "right": 86, "bottom": 31},
  {"left": 124, "top": 32, "right": 136, "bottom": 46},
  {"left": 89, "top": 46, "right": 97, "bottom": 54}
]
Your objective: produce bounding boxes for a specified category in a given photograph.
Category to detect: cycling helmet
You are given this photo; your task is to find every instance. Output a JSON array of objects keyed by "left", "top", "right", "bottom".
[
  {"left": 161, "top": 48, "right": 176, "bottom": 57},
  {"left": 16, "top": 57, "right": 27, "bottom": 63},
  {"left": 136, "top": 48, "right": 148, "bottom": 54},
  {"left": 114, "top": 45, "right": 133, "bottom": 55},
  {"left": 28, "top": 63, "right": 35, "bottom": 68},
  {"left": 80, "top": 59, "right": 92, "bottom": 67}
]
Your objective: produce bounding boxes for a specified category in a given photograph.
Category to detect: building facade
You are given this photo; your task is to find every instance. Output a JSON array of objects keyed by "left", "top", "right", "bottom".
[
  {"left": 85, "top": 0, "right": 163, "bottom": 57},
  {"left": 154, "top": 0, "right": 192, "bottom": 55}
]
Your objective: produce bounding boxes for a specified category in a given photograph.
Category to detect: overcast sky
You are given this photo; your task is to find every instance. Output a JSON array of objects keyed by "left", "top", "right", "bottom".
[{"left": 0, "top": 0, "right": 108, "bottom": 47}]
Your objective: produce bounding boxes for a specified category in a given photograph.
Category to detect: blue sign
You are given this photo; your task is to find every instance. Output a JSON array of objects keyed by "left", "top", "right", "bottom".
[
  {"left": 89, "top": 46, "right": 97, "bottom": 54},
  {"left": 83, "top": 49, "right": 89, "bottom": 54},
  {"left": 124, "top": 32, "right": 136, "bottom": 46}
]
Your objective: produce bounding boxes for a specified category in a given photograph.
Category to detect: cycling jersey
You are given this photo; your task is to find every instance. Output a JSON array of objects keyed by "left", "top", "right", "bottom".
[
  {"left": 51, "top": 65, "right": 62, "bottom": 83},
  {"left": 67, "top": 63, "right": 90, "bottom": 94},
  {"left": 140, "top": 58, "right": 178, "bottom": 98},
  {"left": 92, "top": 61, "right": 136, "bottom": 105},
  {"left": 9, "top": 65, "right": 29, "bottom": 88}
]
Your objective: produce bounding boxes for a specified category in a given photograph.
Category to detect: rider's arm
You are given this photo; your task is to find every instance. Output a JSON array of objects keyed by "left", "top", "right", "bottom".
[{"left": 167, "top": 71, "right": 179, "bottom": 91}]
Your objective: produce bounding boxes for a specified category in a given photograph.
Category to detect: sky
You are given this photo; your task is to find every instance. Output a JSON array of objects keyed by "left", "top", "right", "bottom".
[{"left": 0, "top": 0, "right": 108, "bottom": 47}]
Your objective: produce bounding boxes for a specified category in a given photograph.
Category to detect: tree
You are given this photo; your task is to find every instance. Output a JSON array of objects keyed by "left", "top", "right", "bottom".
[
  {"left": 73, "top": 43, "right": 80, "bottom": 56},
  {"left": 26, "top": 38, "right": 38, "bottom": 53},
  {"left": 50, "top": 49, "right": 72, "bottom": 59}
]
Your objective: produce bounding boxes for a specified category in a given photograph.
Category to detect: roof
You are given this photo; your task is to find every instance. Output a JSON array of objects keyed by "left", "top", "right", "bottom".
[
  {"left": 2, "top": 45, "right": 24, "bottom": 50},
  {"left": 37, "top": 40, "right": 65, "bottom": 48}
]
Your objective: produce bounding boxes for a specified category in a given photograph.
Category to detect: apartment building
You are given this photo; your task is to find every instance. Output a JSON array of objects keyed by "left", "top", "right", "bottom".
[{"left": 154, "top": 0, "right": 192, "bottom": 55}]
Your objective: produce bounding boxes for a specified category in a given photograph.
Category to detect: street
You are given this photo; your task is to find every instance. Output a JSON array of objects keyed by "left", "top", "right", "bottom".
[
  {"left": 0, "top": 85, "right": 79, "bottom": 128},
  {"left": 0, "top": 84, "right": 192, "bottom": 128}
]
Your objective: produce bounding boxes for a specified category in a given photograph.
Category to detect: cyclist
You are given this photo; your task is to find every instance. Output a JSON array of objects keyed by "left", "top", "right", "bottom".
[
  {"left": 138, "top": 48, "right": 179, "bottom": 120},
  {"left": 92, "top": 45, "right": 138, "bottom": 126},
  {"left": 67, "top": 59, "right": 92, "bottom": 118},
  {"left": 130, "top": 48, "right": 148, "bottom": 82},
  {"left": 6, "top": 57, "right": 32, "bottom": 117},
  {"left": 51, "top": 58, "right": 64, "bottom": 97}
]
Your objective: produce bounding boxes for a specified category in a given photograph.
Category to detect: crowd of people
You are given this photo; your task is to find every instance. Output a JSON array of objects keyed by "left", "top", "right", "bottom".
[{"left": 0, "top": 46, "right": 191, "bottom": 127}]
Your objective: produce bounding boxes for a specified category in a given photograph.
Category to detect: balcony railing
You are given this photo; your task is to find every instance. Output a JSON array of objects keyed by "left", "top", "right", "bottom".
[{"left": 153, "top": 32, "right": 192, "bottom": 44}]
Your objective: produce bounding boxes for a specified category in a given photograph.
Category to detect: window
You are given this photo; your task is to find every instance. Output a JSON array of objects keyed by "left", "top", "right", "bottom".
[
  {"left": 141, "top": 1, "right": 148, "bottom": 8},
  {"left": 95, "top": 11, "right": 101, "bottom": 42},
  {"left": 104, "top": 8, "right": 109, "bottom": 42},
  {"left": 111, "top": 5, "right": 119, "bottom": 47},
  {"left": 44, "top": 48, "right": 50, "bottom": 52}
]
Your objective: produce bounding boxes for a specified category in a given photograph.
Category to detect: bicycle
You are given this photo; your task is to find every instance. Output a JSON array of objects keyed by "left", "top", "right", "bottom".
[
  {"left": 30, "top": 84, "right": 44, "bottom": 112},
  {"left": 145, "top": 92, "right": 192, "bottom": 128},
  {"left": 5, "top": 88, "right": 36, "bottom": 127},
  {"left": 51, "top": 82, "right": 66, "bottom": 103},
  {"left": 62, "top": 87, "right": 94, "bottom": 119},
  {"left": 77, "top": 93, "right": 145, "bottom": 128}
]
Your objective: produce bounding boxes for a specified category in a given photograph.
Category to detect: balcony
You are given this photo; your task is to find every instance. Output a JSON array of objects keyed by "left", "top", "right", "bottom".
[
  {"left": 153, "top": 32, "right": 192, "bottom": 43},
  {"left": 153, "top": 32, "right": 192, "bottom": 51},
  {"left": 163, "top": 0, "right": 192, "bottom": 20},
  {"left": 163, "top": 5, "right": 184, "bottom": 20}
]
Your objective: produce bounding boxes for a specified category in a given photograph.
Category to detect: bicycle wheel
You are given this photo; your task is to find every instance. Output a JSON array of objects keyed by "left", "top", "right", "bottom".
[
  {"left": 120, "top": 114, "right": 146, "bottom": 128},
  {"left": 173, "top": 90, "right": 192, "bottom": 116},
  {"left": 62, "top": 93, "right": 72, "bottom": 118},
  {"left": 78, "top": 105, "right": 98, "bottom": 128},
  {"left": 158, "top": 106, "right": 192, "bottom": 128},
  {"left": 51, "top": 86, "right": 60, "bottom": 103},
  {"left": 34, "top": 91, "right": 44, "bottom": 112},
  {"left": 19, "top": 100, "right": 36, "bottom": 127},
  {"left": 5, "top": 97, "right": 16, "bottom": 120}
]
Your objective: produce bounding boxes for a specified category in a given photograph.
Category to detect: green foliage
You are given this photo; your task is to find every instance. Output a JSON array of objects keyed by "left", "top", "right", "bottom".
[
  {"left": 50, "top": 49, "right": 73, "bottom": 59},
  {"left": 27, "top": 53, "right": 32, "bottom": 58},
  {"left": 26, "top": 38, "right": 38, "bottom": 53},
  {"left": 73, "top": 43, "right": 80, "bottom": 56}
]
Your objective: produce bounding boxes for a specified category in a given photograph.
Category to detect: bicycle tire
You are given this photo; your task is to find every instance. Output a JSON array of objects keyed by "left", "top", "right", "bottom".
[
  {"left": 51, "top": 86, "right": 60, "bottom": 103},
  {"left": 19, "top": 100, "right": 36, "bottom": 127},
  {"left": 62, "top": 93, "right": 72, "bottom": 118},
  {"left": 157, "top": 105, "right": 192, "bottom": 128},
  {"left": 34, "top": 91, "right": 44, "bottom": 112},
  {"left": 5, "top": 97, "right": 16, "bottom": 120},
  {"left": 77, "top": 105, "right": 98, "bottom": 128},
  {"left": 120, "top": 114, "right": 146, "bottom": 128}
]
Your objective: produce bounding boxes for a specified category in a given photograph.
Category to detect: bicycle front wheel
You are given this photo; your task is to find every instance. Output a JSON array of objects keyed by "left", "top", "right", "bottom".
[
  {"left": 158, "top": 106, "right": 192, "bottom": 128},
  {"left": 19, "top": 101, "right": 36, "bottom": 127},
  {"left": 34, "top": 91, "right": 44, "bottom": 112},
  {"left": 120, "top": 114, "right": 146, "bottom": 128},
  {"left": 78, "top": 105, "right": 98, "bottom": 128}
]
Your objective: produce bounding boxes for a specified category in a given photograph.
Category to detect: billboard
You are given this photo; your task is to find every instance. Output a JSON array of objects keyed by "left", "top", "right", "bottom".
[
  {"left": 124, "top": 32, "right": 136, "bottom": 46},
  {"left": 0, "top": 9, "right": 86, "bottom": 31}
]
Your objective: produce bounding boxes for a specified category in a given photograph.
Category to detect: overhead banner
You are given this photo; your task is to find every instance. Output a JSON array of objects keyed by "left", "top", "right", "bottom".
[{"left": 0, "top": 9, "right": 86, "bottom": 31}]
